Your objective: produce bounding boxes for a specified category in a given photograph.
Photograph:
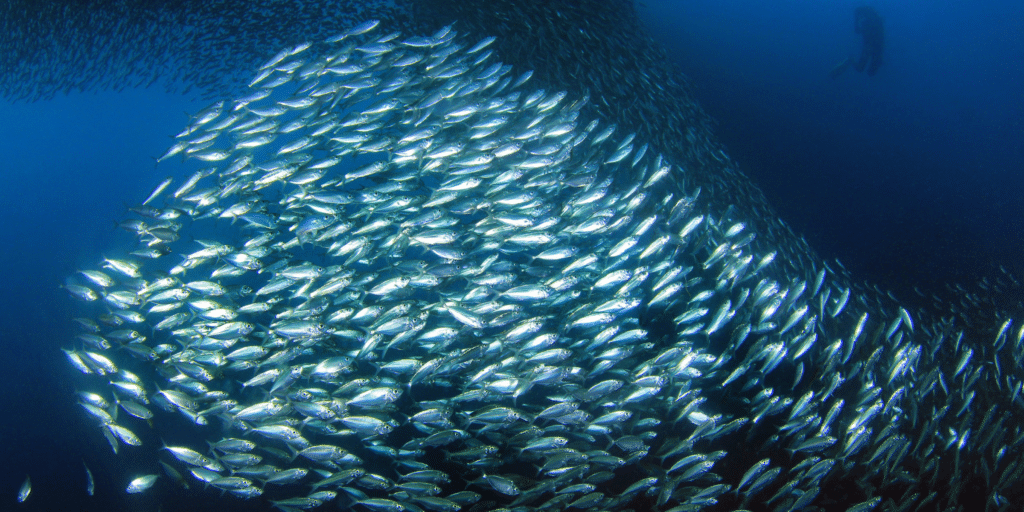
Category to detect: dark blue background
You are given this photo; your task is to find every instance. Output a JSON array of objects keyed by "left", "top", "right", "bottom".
[
  {"left": 0, "top": 90, "right": 209, "bottom": 510},
  {"left": 639, "top": 0, "right": 1024, "bottom": 299}
]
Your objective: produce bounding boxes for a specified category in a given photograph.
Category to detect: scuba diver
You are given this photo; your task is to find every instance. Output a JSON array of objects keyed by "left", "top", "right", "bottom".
[{"left": 830, "top": 6, "right": 884, "bottom": 78}]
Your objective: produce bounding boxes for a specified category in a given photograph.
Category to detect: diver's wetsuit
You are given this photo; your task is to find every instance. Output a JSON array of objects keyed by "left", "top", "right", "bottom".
[{"left": 854, "top": 6, "right": 884, "bottom": 76}]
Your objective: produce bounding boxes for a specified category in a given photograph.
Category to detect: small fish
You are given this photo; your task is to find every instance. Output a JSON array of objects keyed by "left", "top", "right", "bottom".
[
  {"left": 17, "top": 475, "right": 30, "bottom": 502},
  {"left": 142, "top": 177, "right": 174, "bottom": 205},
  {"left": 159, "top": 460, "right": 190, "bottom": 490},
  {"left": 126, "top": 474, "right": 159, "bottom": 494},
  {"left": 84, "top": 462, "right": 95, "bottom": 496}
]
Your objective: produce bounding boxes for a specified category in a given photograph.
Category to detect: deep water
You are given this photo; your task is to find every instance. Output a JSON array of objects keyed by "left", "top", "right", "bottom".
[
  {"left": 639, "top": 0, "right": 1024, "bottom": 304},
  {"left": 0, "top": 90, "right": 259, "bottom": 510}
]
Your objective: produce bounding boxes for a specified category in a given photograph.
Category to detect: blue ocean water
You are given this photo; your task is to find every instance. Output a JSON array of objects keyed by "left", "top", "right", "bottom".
[
  {"left": 0, "top": 1, "right": 1020, "bottom": 510},
  {"left": 639, "top": 0, "right": 1024, "bottom": 302},
  {"left": 0, "top": 90, "right": 242, "bottom": 510}
]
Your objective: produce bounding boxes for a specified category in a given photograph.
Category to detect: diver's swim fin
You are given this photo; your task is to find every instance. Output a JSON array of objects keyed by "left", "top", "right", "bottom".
[{"left": 829, "top": 57, "right": 853, "bottom": 79}]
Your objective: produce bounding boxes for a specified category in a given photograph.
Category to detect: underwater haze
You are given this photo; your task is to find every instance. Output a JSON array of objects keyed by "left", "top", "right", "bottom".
[
  {"left": 0, "top": 89, "right": 216, "bottom": 510},
  {"left": 639, "top": 0, "right": 1024, "bottom": 302}
]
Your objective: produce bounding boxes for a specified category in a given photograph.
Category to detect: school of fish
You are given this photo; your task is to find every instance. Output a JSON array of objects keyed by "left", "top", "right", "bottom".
[
  {"left": 33, "top": 2, "right": 1024, "bottom": 512},
  {"left": 0, "top": 0, "right": 414, "bottom": 102}
]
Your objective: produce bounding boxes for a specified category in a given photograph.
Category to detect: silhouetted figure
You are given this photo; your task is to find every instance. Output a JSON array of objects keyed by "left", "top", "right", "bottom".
[
  {"left": 830, "top": 6, "right": 884, "bottom": 78},
  {"left": 854, "top": 7, "right": 884, "bottom": 75}
]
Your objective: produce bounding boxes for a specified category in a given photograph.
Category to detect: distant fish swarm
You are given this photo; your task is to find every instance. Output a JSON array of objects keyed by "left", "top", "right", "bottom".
[
  {"left": 0, "top": 0, "right": 414, "bottom": 102},
  {"left": 56, "top": 13, "right": 1024, "bottom": 512}
]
